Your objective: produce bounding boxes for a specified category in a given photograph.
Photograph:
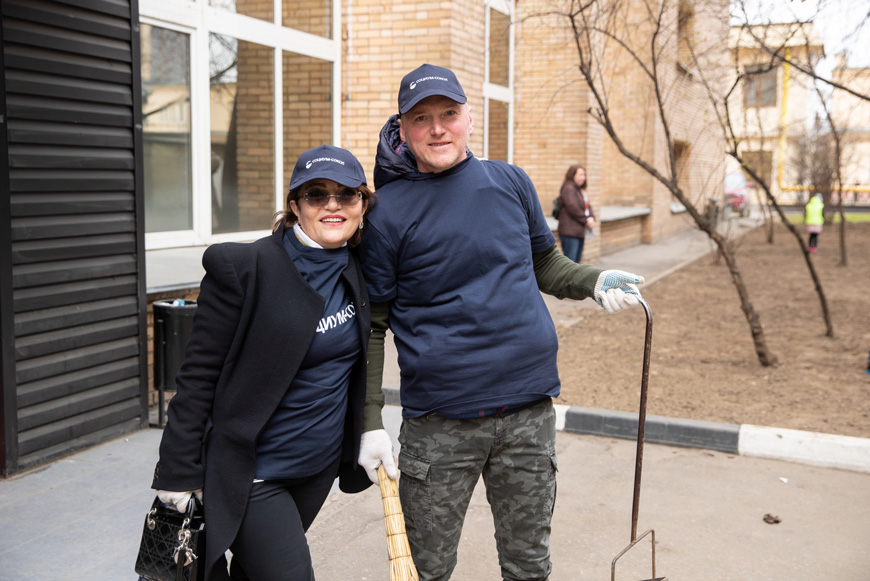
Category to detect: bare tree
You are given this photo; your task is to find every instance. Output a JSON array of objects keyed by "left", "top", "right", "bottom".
[
  {"left": 693, "top": 20, "right": 836, "bottom": 337},
  {"left": 814, "top": 79, "right": 849, "bottom": 266},
  {"left": 732, "top": 0, "right": 870, "bottom": 103},
  {"left": 544, "top": 0, "right": 779, "bottom": 365}
]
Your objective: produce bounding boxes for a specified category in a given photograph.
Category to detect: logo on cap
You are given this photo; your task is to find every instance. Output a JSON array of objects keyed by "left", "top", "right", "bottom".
[
  {"left": 305, "top": 157, "right": 346, "bottom": 169},
  {"left": 409, "top": 76, "right": 449, "bottom": 91}
]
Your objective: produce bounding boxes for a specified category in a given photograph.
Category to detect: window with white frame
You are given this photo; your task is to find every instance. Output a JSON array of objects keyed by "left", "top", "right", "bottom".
[
  {"left": 141, "top": 24, "right": 193, "bottom": 234},
  {"left": 484, "top": 0, "right": 513, "bottom": 163},
  {"left": 139, "top": 0, "right": 339, "bottom": 248}
]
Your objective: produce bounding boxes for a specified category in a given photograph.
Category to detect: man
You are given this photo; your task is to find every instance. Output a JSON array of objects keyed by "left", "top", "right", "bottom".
[{"left": 357, "top": 64, "right": 644, "bottom": 581}]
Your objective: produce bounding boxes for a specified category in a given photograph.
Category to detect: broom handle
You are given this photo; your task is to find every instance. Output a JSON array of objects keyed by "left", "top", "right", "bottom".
[
  {"left": 630, "top": 298, "right": 653, "bottom": 542},
  {"left": 377, "top": 464, "right": 418, "bottom": 577}
]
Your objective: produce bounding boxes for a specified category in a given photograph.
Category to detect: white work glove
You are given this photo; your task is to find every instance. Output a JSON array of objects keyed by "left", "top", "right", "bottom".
[
  {"left": 157, "top": 489, "right": 203, "bottom": 512},
  {"left": 594, "top": 270, "right": 645, "bottom": 313},
  {"left": 358, "top": 429, "right": 398, "bottom": 484}
]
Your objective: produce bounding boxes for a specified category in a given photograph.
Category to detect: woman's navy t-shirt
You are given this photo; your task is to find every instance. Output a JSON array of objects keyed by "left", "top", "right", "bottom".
[{"left": 254, "top": 229, "right": 360, "bottom": 480}]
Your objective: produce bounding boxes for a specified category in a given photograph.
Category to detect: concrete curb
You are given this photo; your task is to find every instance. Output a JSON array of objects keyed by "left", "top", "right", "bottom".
[{"left": 382, "top": 387, "right": 870, "bottom": 473}]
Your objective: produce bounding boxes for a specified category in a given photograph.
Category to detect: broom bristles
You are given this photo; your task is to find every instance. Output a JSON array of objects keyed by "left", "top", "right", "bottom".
[{"left": 378, "top": 464, "right": 419, "bottom": 581}]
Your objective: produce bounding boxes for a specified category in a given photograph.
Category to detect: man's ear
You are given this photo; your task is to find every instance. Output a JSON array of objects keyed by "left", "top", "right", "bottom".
[
  {"left": 398, "top": 117, "right": 406, "bottom": 143},
  {"left": 467, "top": 105, "right": 474, "bottom": 136}
]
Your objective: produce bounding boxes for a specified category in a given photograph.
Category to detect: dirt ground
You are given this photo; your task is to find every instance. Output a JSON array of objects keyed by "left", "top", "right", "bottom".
[{"left": 555, "top": 221, "right": 870, "bottom": 439}]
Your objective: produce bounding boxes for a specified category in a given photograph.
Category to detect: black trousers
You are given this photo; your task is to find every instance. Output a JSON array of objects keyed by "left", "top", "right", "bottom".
[{"left": 229, "top": 458, "right": 340, "bottom": 581}]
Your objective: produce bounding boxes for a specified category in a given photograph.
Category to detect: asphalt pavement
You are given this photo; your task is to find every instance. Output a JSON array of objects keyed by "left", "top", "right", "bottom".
[{"left": 2, "top": 215, "right": 869, "bottom": 580}]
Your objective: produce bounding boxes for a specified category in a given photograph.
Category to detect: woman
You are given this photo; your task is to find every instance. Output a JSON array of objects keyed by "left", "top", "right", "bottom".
[
  {"left": 557, "top": 165, "right": 595, "bottom": 263},
  {"left": 150, "top": 145, "right": 376, "bottom": 580}
]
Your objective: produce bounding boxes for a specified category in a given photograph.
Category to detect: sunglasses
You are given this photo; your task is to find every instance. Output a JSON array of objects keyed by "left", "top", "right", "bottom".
[{"left": 301, "top": 188, "right": 363, "bottom": 207}]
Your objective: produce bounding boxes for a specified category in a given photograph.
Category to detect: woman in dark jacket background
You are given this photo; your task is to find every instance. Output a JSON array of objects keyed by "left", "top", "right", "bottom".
[
  {"left": 149, "top": 145, "right": 377, "bottom": 581},
  {"left": 556, "top": 164, "right": 595, "bottom": 263}
]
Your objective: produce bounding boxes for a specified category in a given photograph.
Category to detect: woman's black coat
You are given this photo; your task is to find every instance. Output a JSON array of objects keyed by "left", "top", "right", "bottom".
[{"left": 150, "top": 227, "right": 372, "bottom": 581}]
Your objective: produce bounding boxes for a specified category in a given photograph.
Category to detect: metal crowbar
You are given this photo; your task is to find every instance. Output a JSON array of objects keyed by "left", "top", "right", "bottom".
[{"left": 610, "top": 298, "right": 667, "bottom": 581}]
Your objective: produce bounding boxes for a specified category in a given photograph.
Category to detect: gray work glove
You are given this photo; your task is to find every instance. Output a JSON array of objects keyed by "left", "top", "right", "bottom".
[{"left": 594, "top": 270, "right": 645, "bottom": 313}]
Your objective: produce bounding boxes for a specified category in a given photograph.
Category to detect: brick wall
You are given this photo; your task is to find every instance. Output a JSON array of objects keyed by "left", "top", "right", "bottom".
[
  {"left": 283, "top": 0, "right": 331, "bottom": 37},
  {"left": 341, "top": 1, "right": 463, "bottom": 181},
  {"left": 513, "top": 1, "right": 602, "bottom": 260},
  {"left": 234, "top": 40, "right": 275, "bottom": 231},
  {"left": 600, "top": 216, "right": 644, "bottom": 255},
  {"left": 595, "top": 0, "right": 728, "bottom": 243},
  {"left": 283, "top": 54, "right": 333, "bottom": 200},
  {"left": 339, "top": 0, "right": 726, "bottom": 255}
]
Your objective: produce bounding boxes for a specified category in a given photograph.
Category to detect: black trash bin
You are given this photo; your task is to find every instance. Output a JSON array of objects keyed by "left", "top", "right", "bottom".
[{"left": 153, "top": 299, "right": 197, "bottom": 426}]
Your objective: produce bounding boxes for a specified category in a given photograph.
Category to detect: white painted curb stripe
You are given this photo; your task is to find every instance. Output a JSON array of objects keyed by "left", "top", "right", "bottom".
[
  {"left": 382, "top": 388, "right": 870, "bottom": 474},
  {"left": 738, "top": 424, "right": 870, "bottom": 474},
  {"left": 554, "top": 404, "right": 569, "bottom": 432}
]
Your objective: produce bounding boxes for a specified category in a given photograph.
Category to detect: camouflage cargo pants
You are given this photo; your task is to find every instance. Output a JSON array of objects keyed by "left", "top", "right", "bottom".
[{"left": 397, "top": 399, "right": 557, "bottom": 581}]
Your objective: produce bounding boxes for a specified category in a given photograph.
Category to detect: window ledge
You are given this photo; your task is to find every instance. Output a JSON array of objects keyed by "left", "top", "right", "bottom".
[
  {"left": 599, "top": 206, "right": 651, "bottom": 222},
  {"left": 146, "top": 246, "right": 207, "bottom": 295}
]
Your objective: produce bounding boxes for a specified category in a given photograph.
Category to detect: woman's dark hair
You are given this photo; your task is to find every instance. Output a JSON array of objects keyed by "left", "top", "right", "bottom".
[
  {"left": 564, "top": 164, "right": 586, "bottom": 188},
  {"left": 272, "top": 183, "right": 377, "bottom": 247}
]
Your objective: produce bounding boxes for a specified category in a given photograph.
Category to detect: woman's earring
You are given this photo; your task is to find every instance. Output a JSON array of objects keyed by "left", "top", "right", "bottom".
[{"left": 358, "top": 220, "right": 364, "bottom": 230}]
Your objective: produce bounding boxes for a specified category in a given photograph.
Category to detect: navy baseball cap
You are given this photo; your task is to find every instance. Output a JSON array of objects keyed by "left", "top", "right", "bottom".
[
  {"left": 398, "top": 64, "right": 467, "bottom": 114},
  {"left": 288, "top": 145, "right": 366, "bottom": 191}
]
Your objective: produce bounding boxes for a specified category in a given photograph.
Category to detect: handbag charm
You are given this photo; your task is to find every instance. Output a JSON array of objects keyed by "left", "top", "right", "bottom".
[{"left": 163, "top": 513, "right": 197, "bottom": 567}]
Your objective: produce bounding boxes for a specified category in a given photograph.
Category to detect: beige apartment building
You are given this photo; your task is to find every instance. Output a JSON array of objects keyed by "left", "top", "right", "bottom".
[
  {"left": 727, "top": 22, "right": 825, "bottom": 205},
  {"left": 831, "top": 59, "right": 870, "bottom": 204}
]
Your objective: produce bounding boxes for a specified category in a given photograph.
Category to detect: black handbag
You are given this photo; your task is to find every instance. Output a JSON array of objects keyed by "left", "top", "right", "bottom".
[
  {"left": 135, "top": 496, "right": 206, "bottom": 581},
  {"left": 552, "top": 196, "right": 562, "bottom": 219}
]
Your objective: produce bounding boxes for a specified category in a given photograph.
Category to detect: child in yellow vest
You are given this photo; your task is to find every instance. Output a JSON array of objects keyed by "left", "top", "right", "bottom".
[{"left": 804, "top": 193, "right": 824, "bottom": 253}]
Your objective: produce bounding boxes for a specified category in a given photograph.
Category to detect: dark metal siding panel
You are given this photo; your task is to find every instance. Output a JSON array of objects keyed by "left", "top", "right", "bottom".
[
  {"left": 13, "top": 275, "right": 139, "bottom": 317},
  {"left": 6, "top": 95, "right": 133, "bottom": 126},
  {"left": 14, "top": 296, "right": 138, "bottom": 336},
  {"left": 10, "top": 168, "right": 135, "bottom": 191},
  {"left": 11, "top": 192, "right": 136, "bottom": 216},
  {"left": 18, "top": 377, "right": 139, "bottom": 431},
  {"left": 17, "top": 398, "right": 141, "bottom": 457},
  {"left": 6, "top": 70, "right": 133, "bottom": 105},
  {"left": 17, "top": 417, "right": 141, "bottom": 468},
  {"left": 13, "top": 255, "right": 137, "bottom": 288},
  {"left": 0, "top": 2, "right": 18, "bottom": 477},
  {"left": 49, "top": 0, "right": 131, "bottom": 19},
  {"left": 15, "top": 337, "right": 139, "bottom": 388},
  {"left": 11, "top": 233, "right": 137, "bottom": 264},
  {"left": 4, "top": 44, "right": 132, "bottom": 84},
  {"left": 2, "top": 0, "right": 146, "bottom": 474},
  {"left": 2, "top": 1, "right": 132, "bottom": 41},
  {"left": 12, "top": 213, "right": 136, "bottom": 239},
  {"left": 7, "top": 120, "right": 134, "bottom": 149},
  {"left": 17, "top": 358, "right": 139, "bottom": 408},
  {"left": 3, "top": 18, "right": 131, "bottom": 62},
  {"left": 15, "top": 316, "right": 139, "bottom": 360}
]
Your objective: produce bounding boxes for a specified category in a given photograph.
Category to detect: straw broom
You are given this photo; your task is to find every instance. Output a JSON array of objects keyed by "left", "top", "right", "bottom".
[{"left": 377, "top": 464, "right": 419, "bottom": 581}]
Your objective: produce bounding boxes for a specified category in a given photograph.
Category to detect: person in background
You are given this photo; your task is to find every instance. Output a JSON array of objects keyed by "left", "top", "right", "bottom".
[
  {"left": 355, "top": 63, "right": 645, "bottom": 581},
  {"left": 149, "top": 145, "right": 377, "bottom": 581},
  {"left": 805, "top": 192, "right": 824, "bottom": 253},
  {"left": 557, "top": 164, "right": 595, "bottom": 263}
]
